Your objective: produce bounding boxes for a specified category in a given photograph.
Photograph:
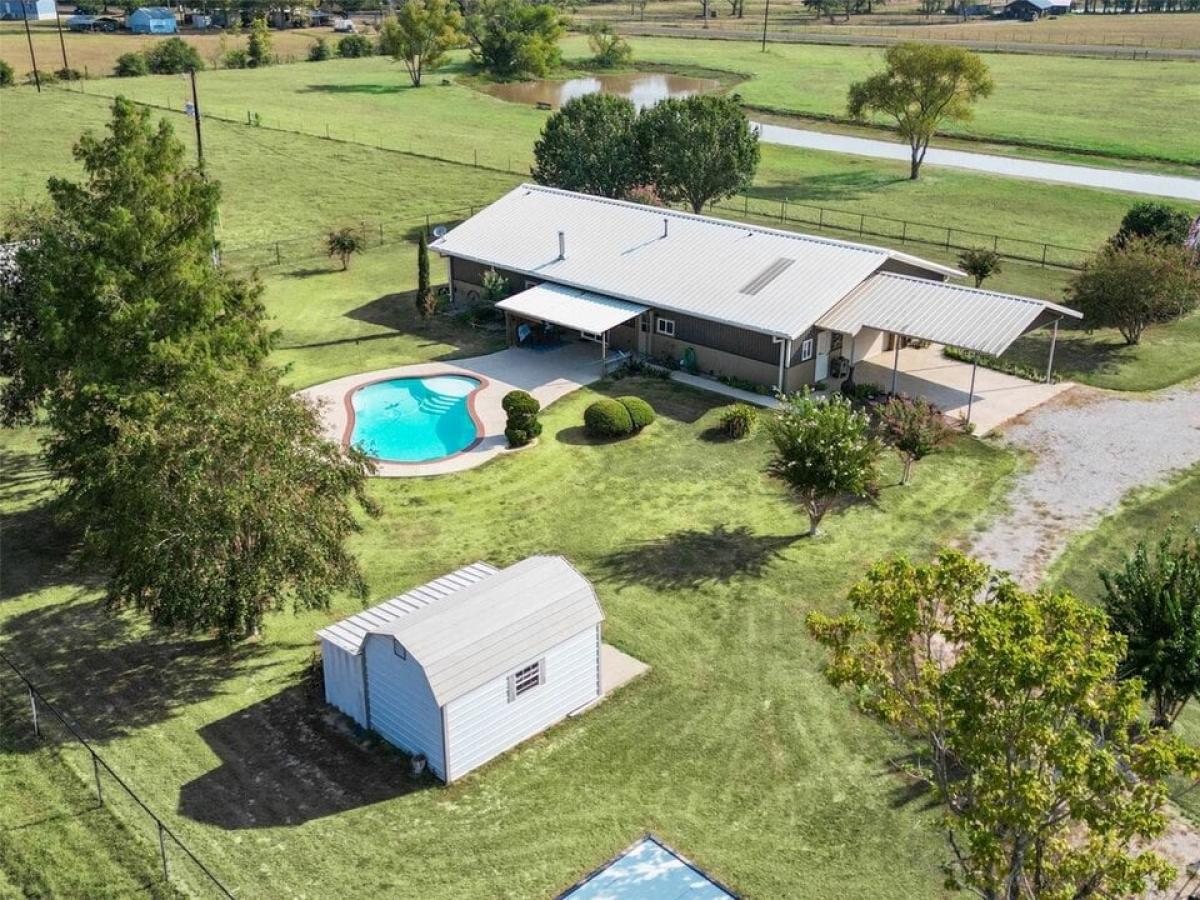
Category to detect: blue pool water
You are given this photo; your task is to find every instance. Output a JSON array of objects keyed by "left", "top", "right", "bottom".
[
  {"left": 559, "top": 836, "right": 736, "bottom": 899},
  {"left": 349, "top": 375, "right": 481, "bottom": 463}
]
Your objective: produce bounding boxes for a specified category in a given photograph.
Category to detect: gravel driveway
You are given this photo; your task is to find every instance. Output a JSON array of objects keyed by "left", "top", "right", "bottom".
[{"left": 968, "top": 380, "right": 1200, "bottom": 586}]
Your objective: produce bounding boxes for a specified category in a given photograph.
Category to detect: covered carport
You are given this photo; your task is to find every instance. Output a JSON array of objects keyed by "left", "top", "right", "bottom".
[
  {"left": 817, "top": 274, "right": 1083, "bottom": 435},
  {"left": 496, "top": 283, "right": 648, "bottom": 376}
]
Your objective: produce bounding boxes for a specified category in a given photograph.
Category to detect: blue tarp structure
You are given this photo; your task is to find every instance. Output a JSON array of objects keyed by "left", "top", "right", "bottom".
[{"left": 559, "top": 835, "right": 737, "bottom": 899}]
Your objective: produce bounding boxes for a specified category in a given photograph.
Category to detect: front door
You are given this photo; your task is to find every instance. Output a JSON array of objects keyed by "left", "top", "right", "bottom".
[
  {"left": 637, "top": 315, "right": 650, "bottom": 355},
  {"left": 814, "top": 331, "right": 832, "bottom": 381}
]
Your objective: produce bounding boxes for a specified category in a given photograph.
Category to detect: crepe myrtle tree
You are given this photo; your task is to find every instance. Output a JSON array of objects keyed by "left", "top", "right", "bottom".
[
  {"left": 848, "top": 43, "right": 994, "bottom": 180},
  {"left": 807, "top": 550, "right": 1200, "bottom": 900},
  {"left": 876, "top": 394, "right": 953, "bottom": 485},
  {"left": 765, "top": 390, "right": 881, "bottom": 536}
]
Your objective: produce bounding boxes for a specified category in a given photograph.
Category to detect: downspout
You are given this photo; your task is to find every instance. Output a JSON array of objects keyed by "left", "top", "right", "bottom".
[{"left": 773, "top": 336, "right": 789, "bottom": 395}]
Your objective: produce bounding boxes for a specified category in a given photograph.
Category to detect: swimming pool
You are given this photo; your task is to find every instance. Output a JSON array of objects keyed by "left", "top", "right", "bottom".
[{"left": 348, "top": 375, "right": 481, "bottom": 463}]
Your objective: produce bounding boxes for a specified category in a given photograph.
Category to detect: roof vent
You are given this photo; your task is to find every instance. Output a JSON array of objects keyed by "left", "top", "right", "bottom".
[
  {"left": 557, "top": 231, "right": 565, "bottom": 260},
  {"left": 739, "top": 257, "right": 796, "bottom": 295},
  {"left": 662, "top": 217, "right": 669, "bottom": 238}
]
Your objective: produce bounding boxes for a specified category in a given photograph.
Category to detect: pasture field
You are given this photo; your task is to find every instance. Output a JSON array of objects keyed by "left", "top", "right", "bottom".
[
  {"left": 56, "top": 36, "right": 1200, "bottom": 163},
  {"left": 0, "top": 244, "right": 1020, "bottom": 898}
]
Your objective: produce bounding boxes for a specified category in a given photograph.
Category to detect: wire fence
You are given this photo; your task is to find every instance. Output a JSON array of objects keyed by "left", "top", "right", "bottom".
[{"left": 0, "top": 649, "right": 235, "bottom": 899}]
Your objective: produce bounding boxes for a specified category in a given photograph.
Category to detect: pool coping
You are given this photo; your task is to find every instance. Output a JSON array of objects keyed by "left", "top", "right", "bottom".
[{"left": 340, "top": 371, "right": 492, "bottom": 469}]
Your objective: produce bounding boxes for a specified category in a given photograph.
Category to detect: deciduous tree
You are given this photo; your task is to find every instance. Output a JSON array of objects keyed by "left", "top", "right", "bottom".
[
  {"left": 807, "top": 550, "right": 1200, "bottom": 900},
  {"left": 247, "top": 16, "right": 273, "bottom": 67},
  {"left": 378, "top": 0, "right": 464, "bottom": 87},
  {"left": 586, "top": 22, "right": 632, "bottom": 67},
  {"left": 957, "top": 246, "right": 1001, "bottom": 287},
  {"left": 532, "top": 93, "right": 643, "bottom": 198},
  {"left": 847, "top": 43, "right": 993, "bottom": 180},
  {"left": 877, "top": 394, "right": 952, "bottom": 484},
  {"left": 636, "top": 94, "right": 760, "bottom": 213},
  {"left": 764, "top": 390, "right": 880, "bottom": 535},
  {"left": 327, "top": 226, "right": 365, "bottom": 270},
  {"left": 1112, "top": 201, "right": 1193, "bottom": 249},
  {"left": 465, "top": 0, "right": 566, "bottom": 78}
]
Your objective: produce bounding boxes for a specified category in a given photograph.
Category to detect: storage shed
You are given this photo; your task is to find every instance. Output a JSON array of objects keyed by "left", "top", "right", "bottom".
[
  {"left": 317, "top": 556, "right": 605, "bottom": 782},
  {"left": 0, "top": 0, "right": 56, "bottom": 20},
  {"left": 128, "top": 6, "right": 177, "bottom": 33}
]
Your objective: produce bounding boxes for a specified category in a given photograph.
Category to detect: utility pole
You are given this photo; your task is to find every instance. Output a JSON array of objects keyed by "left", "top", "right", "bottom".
[
  {"left": 761, "top": 0, "right": 771, "bottom": 51},
  {"left": 188, "top": 67, "right": 203, "bottom": 170},
  {"left": 53, "top": 2, "right": 70, "bottom": 74},
  {"left": 22, "top": 3, "right": 41, "bottom": 93}
]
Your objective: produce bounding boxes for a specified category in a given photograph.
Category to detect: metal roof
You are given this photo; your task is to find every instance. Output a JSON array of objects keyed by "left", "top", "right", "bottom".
[
  {"left": 316, "top": 562, "right": 498, "bottom": 655},
  {"left": 497, "top": 283, "right": 647, "bottom": 333},
  {"left": 817, "top": 273, "right": 1082, "bottom": 357},
  {"left": 133, "top": 6, "right": 175, "bottom": 16},
  {"left": 372, "top": 556, "right": 604, "bottom": 707},
  {"left": 432, "top": 185, "right": 961, "bottom": 340}
]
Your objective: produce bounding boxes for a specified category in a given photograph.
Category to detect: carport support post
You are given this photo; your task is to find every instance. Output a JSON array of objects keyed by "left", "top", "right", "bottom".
[
  {"left": 600, "top": 331, "right": 608, "bottom": 376},
  {"left": 965, "top": 356, "right": 979, "bottom": 426},
  {"left": 889, "top": 339, "right": 901, "bottom": 396},
  {"left": 1045, "top": 319, "right": 1059, "bottom": 384}
]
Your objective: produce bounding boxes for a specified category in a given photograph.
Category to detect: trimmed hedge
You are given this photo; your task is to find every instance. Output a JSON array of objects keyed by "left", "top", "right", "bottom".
[
  {"left": 502, "top": 389, "right": 541, "bottom": 447},
  {"left": 618, "top": 396, "right": 655, "bottom": 431},
  {"left": 584, "top": 398, "right": 633, "bottom": 437}
]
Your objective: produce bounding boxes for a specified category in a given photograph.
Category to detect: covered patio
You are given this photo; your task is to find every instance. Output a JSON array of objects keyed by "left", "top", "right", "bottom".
[{"left": 817, "top": 274, "right": 1082, "bottom": 435}]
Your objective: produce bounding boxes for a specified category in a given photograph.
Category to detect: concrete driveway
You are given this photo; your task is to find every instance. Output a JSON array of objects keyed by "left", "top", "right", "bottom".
[{"left": 854, "top": 345, "right": 1072, "bottom": 436}]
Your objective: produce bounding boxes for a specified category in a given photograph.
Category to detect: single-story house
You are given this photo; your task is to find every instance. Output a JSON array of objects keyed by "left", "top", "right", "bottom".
[
  {"left": 128, "top": 6, "right": 176, "bottom": 33},
  {"left": 431, "top": 184, "right": 1080, "bottom": 393},
  {"left": 317, "top": 556, "right": 604, "bottom": 783},
  {"left": 0, "top": 0, "right": 56, "bottom": 20},
  {"left": 1005, "top": 0, "right": 1071, "bottom": 17}
]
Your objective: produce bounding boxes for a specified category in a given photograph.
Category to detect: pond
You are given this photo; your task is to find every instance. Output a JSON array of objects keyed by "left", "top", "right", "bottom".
[{"left": 482, "top": 72, "right": 722, "bottom": 110}]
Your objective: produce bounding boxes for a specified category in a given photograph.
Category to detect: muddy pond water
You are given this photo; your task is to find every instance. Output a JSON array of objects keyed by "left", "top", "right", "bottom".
[{"left": 481, "top": 73, "right": 722, "bottom": 110}]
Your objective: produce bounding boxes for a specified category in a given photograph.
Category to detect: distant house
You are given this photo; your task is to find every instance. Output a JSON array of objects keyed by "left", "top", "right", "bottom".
[
  {"left": 0, "top": 0, "right": 56, "bottom": 21},
  {"left": 317, "top": 556, "right": 605, "bottom": 783},
  {"left": 128, "top": 6, "right": 177, "bottom": 33},
  {"left": 1005, "top": 0, "right": 1071, "bottom": 17}
]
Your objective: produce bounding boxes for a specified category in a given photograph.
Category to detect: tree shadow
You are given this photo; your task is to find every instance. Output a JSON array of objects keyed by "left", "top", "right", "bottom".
[
  {"left": 0, "top": 598, "right": 269, "bottom": 743},
  {"left": 882, "top": 751, "right": 962, "bottom": 814},
  {"left": 598, "top": 524, "right": 804, "bottom": 591},
  {"left": 282, "top": 265, "right": 338, "bottom": 278},
  {"left": 344, "top": 290, "right": 418, "bottom": 330},
  {"left": 178, "top": 672, "right": 433, "bottom": 829},
  {"left": 748, "top": 170, "right": 908, "bottom": 206},
  {"left": 554, "top": 425, "right": 633, "bottom": 447},
  {"left": 300, "top": 83, "right": 413, "bottom": 96},
  {"left": 1006, "top": 327, "right": 1134, "bottom": 378}
]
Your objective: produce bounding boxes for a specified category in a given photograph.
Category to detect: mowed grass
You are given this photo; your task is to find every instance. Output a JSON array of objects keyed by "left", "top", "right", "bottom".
[
  {"left": 1047, "top": 466, "right": 1200, "bottom": 826},
  {"left": 0, "top": 244, "right": 1019, "bottom": 898}
]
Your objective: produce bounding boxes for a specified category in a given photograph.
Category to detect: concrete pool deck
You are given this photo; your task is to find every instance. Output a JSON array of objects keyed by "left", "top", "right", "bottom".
[{"left": 300, "top": 342, "right": 608, "bottom": 477}]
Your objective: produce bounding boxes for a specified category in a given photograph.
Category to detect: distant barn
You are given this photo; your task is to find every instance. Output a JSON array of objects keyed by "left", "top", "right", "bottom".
[
  {"left": 317, "top": 556, "right": 604, "bottom": 782},
  {"left": 1005, "top": 0, "right": 1071, "bottom": 17},
  {"left": 128, "top": 6, "right": 177, "bottom": 33}
]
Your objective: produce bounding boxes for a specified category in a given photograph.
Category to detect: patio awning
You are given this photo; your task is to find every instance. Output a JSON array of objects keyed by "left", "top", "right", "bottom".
[
  {"left": 817, "top": 273, "right": 1082, "bottom": 357},
  {"left": 497, "top": 283, "right": 648, "bottom": 334}
]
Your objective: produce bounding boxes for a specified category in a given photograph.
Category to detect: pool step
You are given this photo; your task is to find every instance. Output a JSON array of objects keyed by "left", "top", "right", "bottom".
[{"left": 417, "top": 395, "right": 464, "bottom": 414}]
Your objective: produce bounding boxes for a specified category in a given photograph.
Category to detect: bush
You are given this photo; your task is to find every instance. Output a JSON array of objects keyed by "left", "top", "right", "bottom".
[
  {"left": 720, "top": 403, "right": 757, "bottom": 438},
  {"left": 587, "top": 22, "right": 632, "bottom": 68},
  {"left": 338, "top": 34, "right": 375, "bottom": 58},
  {"left": 308, "top": 37, "right": 332, "bottom": 61},
  {"left": 26, "top": 69, "right": 58, "bottom": 85},
  {"left": 502, "top": 390, "right": 541, "bottom": 447},
  {"left": 145, "top": 38, "right": 204, "bottom": 75},
  {"left": 617, "top": 396, "right": 654, "bottom": 431},
  {"left": 584, "top": 398, "right": 633, "bottom": 438},
  {"left": 841, "top": 381, "right": 886, "bottom": 405},
  {"left": 1112, "top": 201, "right": 1193, "bottom": 249},
  {"left": 56, "top": 67, "right": 84, "bottom": 82},
  {"left": 114, "top": 52, "right": 149, "bottom": 77},
  {"left": 223, "top": 48, "right": 250, "bottom": 69},
  {"left": 0, "top": 60, "right": 13, "bottom": 87}
]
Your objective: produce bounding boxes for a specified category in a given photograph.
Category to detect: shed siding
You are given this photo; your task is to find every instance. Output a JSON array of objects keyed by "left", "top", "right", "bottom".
[
  {"left": 364, "top": 635, "right": 447, "bottom": 779},
  {"left": 320, "top": 639, "right": 368, "bottom": 728},
  {"left": 444, "top": 626, "right": 600, "bottom": 781}
]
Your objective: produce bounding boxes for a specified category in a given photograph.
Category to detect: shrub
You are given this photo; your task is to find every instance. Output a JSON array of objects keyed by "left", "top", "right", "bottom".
[
  {"left": 308, "top": 37, "right": 332, "bottom": 61},
  {"left": 0, "top": 60, "right": 13, "bottom": 87},
  {"left": 720, "top": 403, "right": 757, "bottom": 438},
  {"left": 584, "top": 398, "right": 633, "bottom": 438},
  {"left": 114, "top": 52, "right": 149, "bottom": 77},
  {"left": 958, "top": 246, "right": 1002, "bottom": 287},
  {"left": 56, "top": 67, "right": 84, "bottom": 82},
  {"left": 247, "top": 16, "right": 272, "bottom": 67},
  {"left": 326, "top": 227, "right": 365, "bottom": 271},
  {"left": 26, "top": 69, "right": 58, "bottom": 85},
  {"left": 1112, "top": 201, "right": 1193, "bottom": 249},
  {"left": 502, "top": 390, "right": 541, "bottom": 447},
  {"left": 338, "top": 34, "right": 375, "bottom": 58},
  {"left": 841, "top": 380, "right": 886, "bottom": 405},
  {"left": 876, "top": 395, "right": 953, "bottom": 485},
  {"left": 145, "top": 38, "right": 204, "bottom": 75},
  {"left": 587, "top": 22, "right": 632, "bottom": 68},
  {"left": 617, "top": 396, "right": 654, "bottom": 431},
  {"left": 223, "top": 48, "right": 250, "bottom": 69}
]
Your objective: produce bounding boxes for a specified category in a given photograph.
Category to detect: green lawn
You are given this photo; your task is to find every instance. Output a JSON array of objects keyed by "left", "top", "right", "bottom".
[
  {"left": 1047, "top": 466, "right": 1200, "bottom": 826},
  {"left": 0, "top": 243, "right": 1021, "bottom": 898}
]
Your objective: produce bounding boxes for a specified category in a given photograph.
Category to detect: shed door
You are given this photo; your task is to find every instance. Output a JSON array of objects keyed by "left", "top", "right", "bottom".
[{"left": 814, "top": 331, "right": 832, "bottom": 381}]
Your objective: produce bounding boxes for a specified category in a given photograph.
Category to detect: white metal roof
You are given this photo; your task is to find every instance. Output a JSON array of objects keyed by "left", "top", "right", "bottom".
[
  {"left": 371, "top": 556, "right": 604, "bottom": 707},
  {"left": 497, "top": 283, "right": 648, "bottom": 333},
  {"left": 432, "top": 184, "right": 960, "bottom": 340},
  {"left": 316, "top": 562, "right": 498, "bottom": 655},
  {"left": 818, "top": 273, "right": 1082, "bottom": 357}
]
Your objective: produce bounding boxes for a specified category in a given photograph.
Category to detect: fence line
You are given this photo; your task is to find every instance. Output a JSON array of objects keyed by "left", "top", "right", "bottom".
[{"left": 0, "top": 648, "right": 235, "bottom": 899}]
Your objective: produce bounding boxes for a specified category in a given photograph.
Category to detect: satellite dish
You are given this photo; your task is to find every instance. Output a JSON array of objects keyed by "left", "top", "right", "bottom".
[{"left": 432, "top": 225, "right": 448, "bottom": 238}]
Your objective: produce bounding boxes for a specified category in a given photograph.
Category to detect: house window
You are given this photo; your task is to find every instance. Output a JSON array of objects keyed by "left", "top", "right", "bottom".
[
  {"left": 393, "top": 639, "right": 406, "bottom": 660},
  {"left": 507, "top": 660, "right": 544, "bottom": 702},
  {"left": 800, "top": 338, "right": 814, "bottom": 362},
  {"left": 656, "top": 317, "right": 676, "bottom": 337},
  {"left": 579, "top": 330, "right": 602, "bottom": 343}
]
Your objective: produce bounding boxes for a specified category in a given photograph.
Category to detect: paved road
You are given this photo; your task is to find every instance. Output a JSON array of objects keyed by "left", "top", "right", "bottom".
[{"left": 753, "top": 122, "right": 1200, "bottom": 200}]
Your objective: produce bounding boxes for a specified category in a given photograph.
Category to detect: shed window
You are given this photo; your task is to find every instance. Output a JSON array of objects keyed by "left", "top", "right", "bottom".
[
  {"left": 393, "top": 639, "right": 406, "bottom": 660},
  {"left": 656, "top": 318, "right": 676, "bottom": 337},
  {"left": 799, "top": 338, "right": 814, "bottom": 362},
  {"left": 507, "top": 660, "right": 545, "bottom": 702}
]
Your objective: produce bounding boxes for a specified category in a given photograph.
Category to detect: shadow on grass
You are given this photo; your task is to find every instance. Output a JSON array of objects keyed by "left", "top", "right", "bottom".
[
  {"left": 749, "top": 170, "right": 908, "bottom": 205},
  {"left": 0, "top": 598, "right": 269, "bottom": 743},
  {"left": 283, "top": 265, "right": 338, "bottom": 278},
  {"left": 882, "top": 751, "right": 962, "bottom": 814},
  {"left": 179, "top": 673, "right": 432, "bottom": 829},
  {"left": 1006, "top": 328, "right": 1133, "bottom": 378},
  {"left": 345, "top": 290, "right": 419, "bottom": 330},
  {"left": 599, "top": 524, "right": 804, "bottom": 591},
  {"left": 301, "top": 83, "right": 413, "bottom": 96}
]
